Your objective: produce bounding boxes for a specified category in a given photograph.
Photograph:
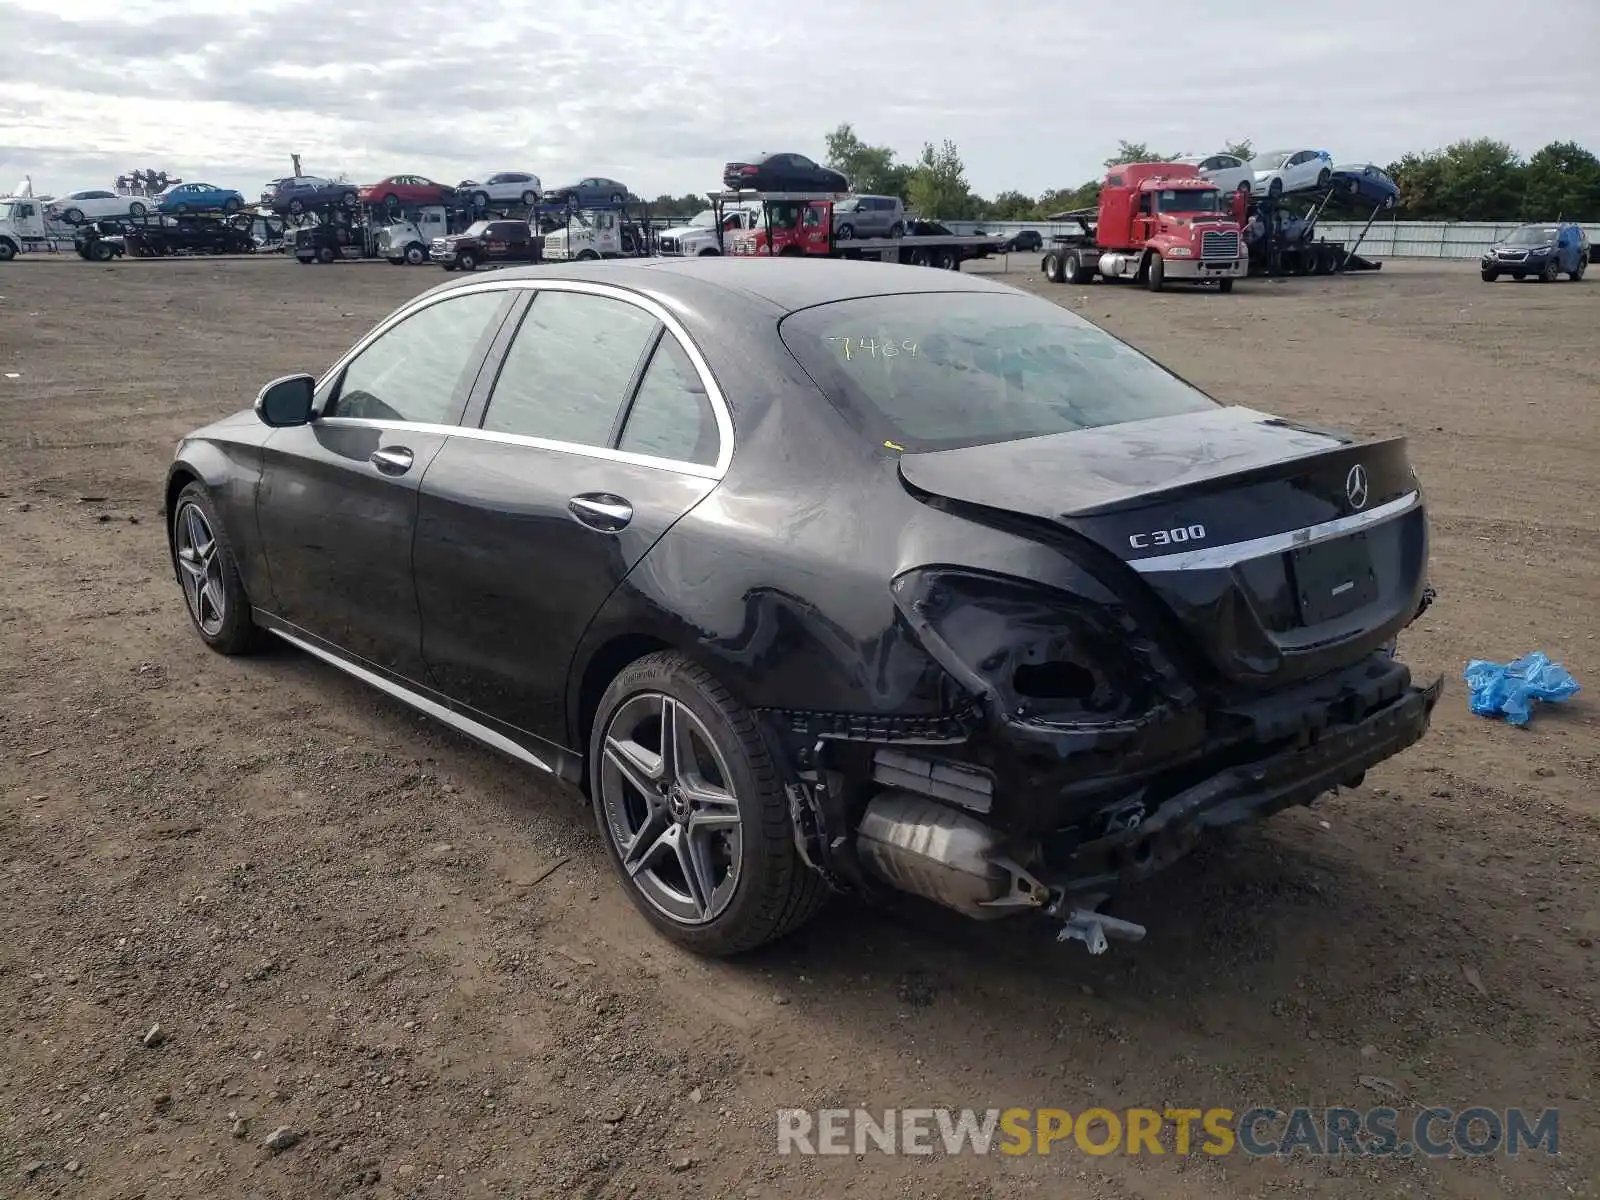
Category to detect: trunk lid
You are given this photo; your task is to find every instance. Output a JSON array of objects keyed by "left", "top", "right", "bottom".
[{"left": 897, "top": 406, "right": 1428, "bottom": 686}]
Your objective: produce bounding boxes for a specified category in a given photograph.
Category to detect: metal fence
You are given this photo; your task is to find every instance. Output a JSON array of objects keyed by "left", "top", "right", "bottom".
[{"left": 940, "top": 217, "right": 1600, "bottom": 260}]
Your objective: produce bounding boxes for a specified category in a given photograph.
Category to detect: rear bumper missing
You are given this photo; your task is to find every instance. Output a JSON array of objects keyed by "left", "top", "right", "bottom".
[{"left": 1049, "top": 672, "right": 1442, "bottom": 894}]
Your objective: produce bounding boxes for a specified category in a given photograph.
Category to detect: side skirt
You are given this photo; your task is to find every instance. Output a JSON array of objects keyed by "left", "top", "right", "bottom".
[{"left": 254, "top": 611, "right": 584, "bottom": 783}]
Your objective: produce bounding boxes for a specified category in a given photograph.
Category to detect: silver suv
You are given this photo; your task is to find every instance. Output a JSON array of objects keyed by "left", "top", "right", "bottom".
[{"left": 833, "top": 194, "right": 905, "bottom": 240}]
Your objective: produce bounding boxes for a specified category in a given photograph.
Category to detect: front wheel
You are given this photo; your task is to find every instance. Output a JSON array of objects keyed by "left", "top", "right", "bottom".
[
  {"left": 404, "top": 243, "right": 426, "bottom": 265},
  {"left": 1268, "top": 178, "right": 1283, "bottom": 199},
  {"left": 1481, "top": 269, "right": 1499, "bottom": 282},
  {"left": 386, "top": 257, "right": 405, "bottom": 266},
  {"left": 224, "top": 197, "right": 242, "bottom": 213},
  {"left": 590, "top": 651, "right": 827, "bottom": 955},
  {"left": 1572, "top": 260, "right": 1587, "bottom": 281},
  {"left": 316, "top": 245, "right": 335, "bottom": 264},
  {"left": 170, "top": 483, "right": 261, "bottom": 655},
  {"left": 521, "top": 190, "right": 538, "bottom": 206},
  {"left": 340, "top": 191, "right": 358, "bottom": 209},
  {"left": 472, "top": 191, "right": 490, "bottom": 209},
  {"left": 609, "top": 192, "right": 624, "bottom": 205},
  {"left": 936, "top": 248, "right": 959, "bottom": 270},
  {"left": 458, "top": 251, "right": 478, "bottom": 271},
  {"left": 1317, "top": 167, "right": 1331, "bottom": 188},
  {"left": 1146, "top": 253, "right": 1165, "bottom": 291},
  {"left": 1539, "top": 259, "right": 1559, "bottom": 282},
  {"left": 1218, "top": 277, "right": 1234, "bottom": 293}
]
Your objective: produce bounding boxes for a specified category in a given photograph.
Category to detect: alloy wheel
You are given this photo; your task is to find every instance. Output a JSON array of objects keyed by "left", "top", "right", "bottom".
[
  {"left": 174, "top": 501, "right": 226, "bottom": 636},
  {"left": 598, "top": 692, "right": 743, "bottom": 926}
]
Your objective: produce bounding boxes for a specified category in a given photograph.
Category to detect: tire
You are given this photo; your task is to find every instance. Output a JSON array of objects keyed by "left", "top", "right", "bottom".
[
  {"left": 609, "top": 193, "right": 624, "bottom": 205},
  {"left": 836, "top": 223, "right": 855, "bottom": 240},
  {"left": 521, "top": 190, "right": 538, "bottom": 206},
  {"left": 0, "top": 239, "right": 15, "bottom": 262},
  {"left": 589, "top": 650, "right": 827, "bottom": 955},
  {"left": 697, "top": 248, "right": 720, "bottom": 256},
  {"left": 382, "top": 193, "right": 399, "bottom": 209},
  {"left": 340, "top": 191, "right": 358, "bottom": 209},
  {"left": 170, "top": 482, "right": 261, "bottom": 656},
  {"left": 1572, "top": 260, "right": 1587, "bottom": 281},
  {"left": 936, "top": 248, "right": 959, "bottom": 271},
  {"left": 404, "top": 243, "right": 426, "bottom": 265},
  {"left": 1043, "top": 251, "right": 1064, "bottom": 283},
  {"left": 908, "top": 248, "right": 931, "bottom": 267},
  {"left": 1481, "top": 269, "right": 1498, "bottom": 282},
  {"left": 1236, "top": 180, "right": 1251, "bottom": 196},
  {"left": 1317, "top": 167, "right": 1331, "bottom": 188},
  {"left": 288, "top": 199, "right": 304, "bottom": 216},
  {"left": 128, "top": 201, "right": 147, "bottom": 218},
  {"left": 64, "top": 208, "right": 85, "bottom": 225},
  {"left": 1066, "top": 252, "right": 1094, "bottom": 284},
  {"left": 576, "top": 249, "right": 600, "bottom": 261},
  {"left": 458, "top": 251, "right": 478, "bottom": 271},
  {"left": 888, "top": 222, "right": 903, "bottom": 237},
  {"left": 224, "top": 197, "right": 242, "bottom": 213},
  {"left": 1268, "top": 178, "right": 1283, "bottom": 199},
  {"left": 1218, "top": 277, "right": 1234, "bottom": 293},
  {"left": 386, "top": 257, "right": 405, "bottom": 266},
  {"left": 175, "top": 204, "right": 190, "bottom": 215},
  {"left": 1146, "top": 253, "right": 1164, "bottom": 291},
  {"left": 472, "top": 191, "right": 490, "bottom": 209},
  {"left": 316, "top": 245, "right": 335, "bottom": 264},
  {"left": 439, "top": 262, "right": 458, "bottom": 271},
  {"left": 1539, "top": 259, "right": 1558, "bottom": 282}
]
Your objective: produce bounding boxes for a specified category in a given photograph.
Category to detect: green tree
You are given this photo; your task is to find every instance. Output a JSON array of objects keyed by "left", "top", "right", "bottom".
[
  {"left": 1103, "top": 140, "right": 1171, "bottom": 168},
  {"left": 986, "top": 189, "right": 1037, "bottom": 219},
  {"left": 1036, "top": 181, "right": 1100, "bottom": 217},
  {"left": 1222, "top": 139, "right": 1254, "bottom": 161},
  {"left": 1435, "top": 138, "right": 1525, "bottom": 221},
  {"left": 1386, "top": 150, "right": 1449, "bottom": 219},
  {"left": 824, "top": 123, "right": 906, "bottom": 197},
  {"left": 1522, "top": 140, "right": 1600, "bottom": 220},
  {"left": 906, "top": 139, "right": 974, "bottom": 219}
]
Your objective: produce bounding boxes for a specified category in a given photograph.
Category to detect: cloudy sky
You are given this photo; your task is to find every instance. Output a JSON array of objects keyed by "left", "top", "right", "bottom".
[{"left": 2, "top": 0, "right": 1596, "bottom": 201}]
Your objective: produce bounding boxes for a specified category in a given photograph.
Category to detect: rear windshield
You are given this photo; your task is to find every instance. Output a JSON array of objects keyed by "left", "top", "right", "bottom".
[{"left": 779, "top": 291, "right": 1217, "bottom": 452}]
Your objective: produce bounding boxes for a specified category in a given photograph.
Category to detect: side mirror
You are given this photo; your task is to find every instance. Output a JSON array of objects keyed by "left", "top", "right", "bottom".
[{"left": 255, "top": 374, "right": 315, "bottom": 427}]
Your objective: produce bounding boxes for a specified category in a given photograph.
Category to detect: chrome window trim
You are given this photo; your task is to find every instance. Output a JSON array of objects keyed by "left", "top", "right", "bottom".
[
  {"left": 270, "top": 627, "right": 554, "bottom": 775},
  {"left": 313, "top": 276, "right": 735, "bottom": 478},
  {"left": 1129, "top": 490, "right": 1419, "bottom": 573}
]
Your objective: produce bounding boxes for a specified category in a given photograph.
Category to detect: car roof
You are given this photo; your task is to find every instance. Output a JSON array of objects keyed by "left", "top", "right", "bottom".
[{"left": 416, "top": 256, "right": 1021, "bottom": 316}]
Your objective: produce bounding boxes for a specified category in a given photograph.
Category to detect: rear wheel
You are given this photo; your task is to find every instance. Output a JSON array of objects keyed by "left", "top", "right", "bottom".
[
  {"left": 1569, "top": 259, "right": 1585, "bottom": 281},
  {"left": 888, "top": 221, "right": 903, "bottom": 237},
  {"left": 170, "top": 482, "right": 261, "bottom": 656},
  {"left": 521, "top": 190, "right": 538, "bottom": 206},
  {"left": 935, "top": 248, "right": 959, "bottom": 270},
  {"left": 1317, "top": 167, "right": 1331, "bottom": 188},
  {"left": 1042, "top": 251, "right": 1064, "bottom": 283},
  {"left": 609, "top": 192, "right": 625, "bottom": 205},
  {"left": 590, "top": 651, "right": 827, "bottom": 955},
  {"left": 128, "top": 200, "right": 147, "bottom": 218},
  {"left": 224, "top": 197, "right": 242, "bottom": 213},
  {"left": 1066, "top": 251, "right": 1095, "bottom": 284},
  {"left": 63, "top": 208, "right": 85, "bottom": 224},
  {"left": 908, "top": 248, "right": 931, "bottom": 267},
  {"left": 836, "top": 223, "right": 855, "bottom": 240}
]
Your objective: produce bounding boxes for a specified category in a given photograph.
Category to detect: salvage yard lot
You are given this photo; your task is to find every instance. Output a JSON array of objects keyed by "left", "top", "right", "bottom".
[{"left": 1, "top": 255, "right": 1596, "bottom": 1200}]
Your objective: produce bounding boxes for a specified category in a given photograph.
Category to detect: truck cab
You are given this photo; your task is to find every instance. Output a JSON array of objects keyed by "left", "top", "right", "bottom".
[
  {"left": 658, "top": 206, "right": 760, "bottom": 256},
  {"left": 1043, "top": 162, "right": 1246, "bottom": 291},
  {"left": 0, "top": 197, "right": 52, "bottom": 260},
  {"left": 379, "top": 205, "right": 450, "bottom": 265},
  {"left": 542, "top": 209, "right": 626, "bottom": 261},
  {"left": 728, "top": 200, "right": 832, "bottom": 256}
]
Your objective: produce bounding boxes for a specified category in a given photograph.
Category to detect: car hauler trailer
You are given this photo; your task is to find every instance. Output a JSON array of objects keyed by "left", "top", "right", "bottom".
[
  {"left": 1040, "top": 162, "right": 1247, "bottom": 292},
  {"left": 711, "top": 190, "right": 1002, "bottom": 269}
]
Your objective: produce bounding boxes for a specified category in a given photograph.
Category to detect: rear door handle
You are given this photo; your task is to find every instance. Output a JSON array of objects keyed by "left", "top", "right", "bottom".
[
  {"left": 370, "top": 446, "right": 414, "bottom": 475},
  {"left": 568, "top": 493, "right": 633, "bottom": 533}
]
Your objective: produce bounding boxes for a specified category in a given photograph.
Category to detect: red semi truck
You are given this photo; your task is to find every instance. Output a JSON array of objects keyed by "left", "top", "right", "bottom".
[
  {"left": 1041, "top": 162, "right": 1247, "bottom": 292},
  {"left": 719, "top": 192, "right": 998, "bottom": 269}
]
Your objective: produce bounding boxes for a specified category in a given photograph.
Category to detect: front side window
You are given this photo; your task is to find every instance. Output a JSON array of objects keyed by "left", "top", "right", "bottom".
[
  {"left": 617, "top": 337, "right": 719, "bottom": 466},
  {"left": 780, "top": 291, "right": 1217, "bottom": 453},
  {"left": 329, "top": 291, "right": 507, "bottom": 424},
  {"left": 481, "top": 291, "right": 659, "bottom": 446}
]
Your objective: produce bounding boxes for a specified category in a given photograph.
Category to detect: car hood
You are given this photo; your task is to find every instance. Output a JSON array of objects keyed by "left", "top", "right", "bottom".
[{"left": 662, "top": 224, "right": 716, "bottom": 238}]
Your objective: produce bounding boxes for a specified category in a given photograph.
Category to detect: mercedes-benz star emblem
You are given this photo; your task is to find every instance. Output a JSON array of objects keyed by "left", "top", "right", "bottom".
[{"left": 1345, "top": 464, "right": 1370, "bottom": 511}]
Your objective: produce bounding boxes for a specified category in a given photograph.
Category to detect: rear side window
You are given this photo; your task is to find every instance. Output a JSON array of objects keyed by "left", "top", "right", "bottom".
[
  {"left": 617, "top": 336, "right": 719, "bottom": 466},
  {"left": 779, "top": 291, "right": 1217, "bottom": 453},
  {"left": 481, "top": 290, "right": 658, "bottom": 446}
]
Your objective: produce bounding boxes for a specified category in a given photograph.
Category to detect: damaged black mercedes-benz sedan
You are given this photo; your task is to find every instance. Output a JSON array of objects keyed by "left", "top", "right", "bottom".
[{"left": 165, "top": 257, "right": 1440, "bottom": 956}]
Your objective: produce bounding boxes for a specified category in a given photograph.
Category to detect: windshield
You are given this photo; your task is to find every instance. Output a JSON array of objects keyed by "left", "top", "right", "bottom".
[
  {"left": 779, "top": 292, "right": 1217, "bottom": 453},
  {"left": 1155, "top": 188, "right": 1222, "bottom": 215},
  {"left": 463, "top": 220, "right": 491, "bottom": 236},
  {"left": 686, "top": 209, "right": 716, "bottom": 227},
  {"left": 1253, "top": 152, "right": 1293, "bottom": 169},
  {"left": 0, "top": 202, "right": 13, "bottom": 221},
  {"left": 1504, "top": 225, "right": 1557, "bottom": 246}
]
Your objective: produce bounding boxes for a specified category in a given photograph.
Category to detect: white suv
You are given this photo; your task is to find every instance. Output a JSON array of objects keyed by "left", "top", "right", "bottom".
[{"left": 460, "top": 172, "right": 543, "bottom": 208}]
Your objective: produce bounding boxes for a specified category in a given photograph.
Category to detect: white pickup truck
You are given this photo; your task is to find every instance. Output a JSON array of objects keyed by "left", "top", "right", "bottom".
[
  {"left": 656, "top": 206, "right": 761, "bottom": 256},
  {"left": 377, "top": 205, "right": 451, "bottom": 265}
]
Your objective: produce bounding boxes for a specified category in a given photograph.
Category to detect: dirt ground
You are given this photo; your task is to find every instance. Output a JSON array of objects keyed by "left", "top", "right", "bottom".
[{"left": 1, "top": 251, "right": 1595, "bottom": 1200}]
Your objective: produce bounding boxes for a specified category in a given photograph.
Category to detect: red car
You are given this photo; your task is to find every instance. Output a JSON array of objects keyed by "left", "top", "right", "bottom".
[{"left": 359, "top": 175, "right": 456, "bottom": 207}]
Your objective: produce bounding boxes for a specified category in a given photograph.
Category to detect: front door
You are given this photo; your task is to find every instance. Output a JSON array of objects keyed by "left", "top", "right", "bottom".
[
  {"left": 256, "top": 287, "right": 514, "bottom": 682},
  {"left": 414, "top": 285, "right": 725, "bottom": 747}
]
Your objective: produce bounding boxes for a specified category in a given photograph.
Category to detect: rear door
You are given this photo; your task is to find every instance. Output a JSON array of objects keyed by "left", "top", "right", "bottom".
[{"left": 414, "top": 283, "right": 728, "bottom": 746}]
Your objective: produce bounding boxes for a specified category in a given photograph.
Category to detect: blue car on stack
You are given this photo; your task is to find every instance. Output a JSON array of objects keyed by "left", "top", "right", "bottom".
[
  {"left": 1330, "top": 163, "right": 1399, "bottom": 209},
  {"left": 155, "top": 182, "right": 245, "bottom": 215}
]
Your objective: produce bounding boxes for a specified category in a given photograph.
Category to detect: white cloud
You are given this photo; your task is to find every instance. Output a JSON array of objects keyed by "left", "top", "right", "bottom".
[{"left": 2, "top": 0, "right": 1596, "bottom": 199}]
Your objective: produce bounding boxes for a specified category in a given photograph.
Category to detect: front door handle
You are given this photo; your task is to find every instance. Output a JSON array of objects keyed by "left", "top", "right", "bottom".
[
  {"left": 370, "top": 446, "right": 414, "bottom": 475},
  {"left": 568, "top": 493, "right": 633, "bottom": 533}
]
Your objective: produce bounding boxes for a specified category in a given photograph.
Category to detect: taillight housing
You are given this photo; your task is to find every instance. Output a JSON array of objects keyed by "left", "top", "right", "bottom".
[{"left": 891, "top": 567, "right": 1164, "bottom": 728}]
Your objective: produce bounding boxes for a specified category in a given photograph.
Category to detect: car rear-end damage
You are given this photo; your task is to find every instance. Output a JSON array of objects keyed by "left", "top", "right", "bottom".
[{"left": 754, "top": 303, "right": 1442, "bottom": 951}]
